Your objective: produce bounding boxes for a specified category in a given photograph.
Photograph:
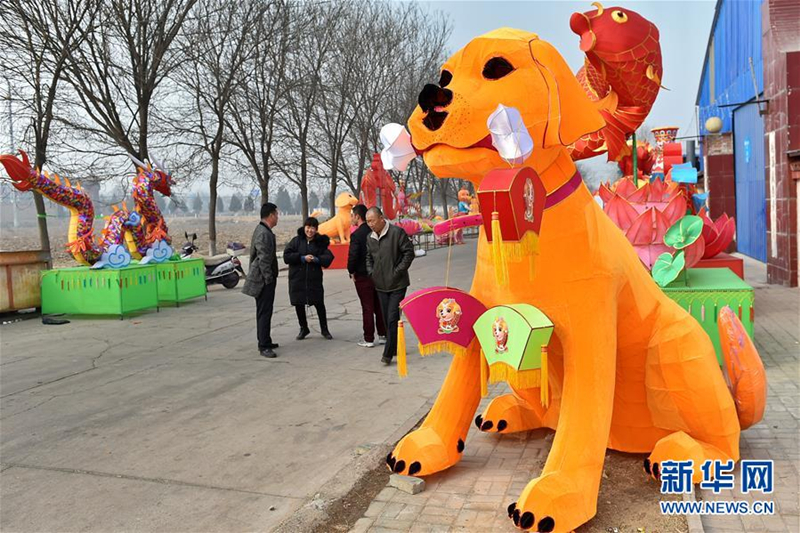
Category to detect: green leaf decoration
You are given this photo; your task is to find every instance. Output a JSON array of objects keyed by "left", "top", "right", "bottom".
[
  {"left": 664, "top": 215, "right": 703, "bottom": 249},
  {"left": 652, "top": 251, "right": 686, "bottom": 287}
]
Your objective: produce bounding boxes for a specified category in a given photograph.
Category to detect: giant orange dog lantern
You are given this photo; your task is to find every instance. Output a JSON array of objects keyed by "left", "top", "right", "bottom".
[{"left": 380, "top": 7, "right": 766, "bottom": 533}]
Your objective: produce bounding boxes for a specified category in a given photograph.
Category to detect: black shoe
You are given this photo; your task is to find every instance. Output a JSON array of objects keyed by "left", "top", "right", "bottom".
[
  {"left": 268, "top": 343, "right": 279, "bottom": 349},
  {"left": 381, "top": 357, "right": 392, "bottom": 366},
  {"left": 296, "top": 328, "right": 310, "bottom": 340},
  {"left": 260, "top": 349, "right": 277, "bottom": 358},
  {"left": 322, "top": 331, "right": 333, "bottom": 340}
]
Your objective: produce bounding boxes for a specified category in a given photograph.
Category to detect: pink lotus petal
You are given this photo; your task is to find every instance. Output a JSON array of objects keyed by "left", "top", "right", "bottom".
[
  {"left": 598, "top": 183, "right": 615, "bottom": 204},
  {"left": 703, "top": 216, "right": 736, "bottom": 258},
  {"left": 604, "top": 195, "right": 640, "bottom": 231},
  {"left": 684, "top": 238, "right": 706, "bottom": 268},
  {"left": 662, "top": 195, "right": 687, "bottom": 226},
  {"left": 634, "top": 243, "right": 673, "bottom": 269}
]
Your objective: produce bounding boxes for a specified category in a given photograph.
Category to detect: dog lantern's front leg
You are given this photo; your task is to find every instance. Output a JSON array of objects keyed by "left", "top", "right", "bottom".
[
  {"left": 508, "top": 287, "right": 617, "bottom": 532},
  {"left": 386, "top": 340, "right": 482, "bottom": 477}
]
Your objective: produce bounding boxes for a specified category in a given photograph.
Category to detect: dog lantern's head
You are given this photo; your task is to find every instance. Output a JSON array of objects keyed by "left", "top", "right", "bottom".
[
  {"left": 335, "top": 192, "right": 358, "bottom": 209},
  {"left": 408, "top": 29, "right": 603, "bottom": 184}
]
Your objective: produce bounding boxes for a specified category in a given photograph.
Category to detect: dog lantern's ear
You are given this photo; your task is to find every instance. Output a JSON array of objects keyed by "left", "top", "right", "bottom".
[{"left": 529, "top": 38, "right": 604, "bottom": 148}]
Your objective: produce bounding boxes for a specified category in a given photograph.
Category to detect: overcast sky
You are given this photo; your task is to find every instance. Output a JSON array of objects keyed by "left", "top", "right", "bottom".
[{"left": 2, "top": 1, "right": 718, "bottom": 199}]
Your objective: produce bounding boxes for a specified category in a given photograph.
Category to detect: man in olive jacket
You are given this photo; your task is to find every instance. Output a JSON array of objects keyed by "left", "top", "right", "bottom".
[
  {"left": 242, "top": 202, "right": 280, "bottom": 358},
  {"left": 365, "top": 207, "right": 415, "bottom": 365}
]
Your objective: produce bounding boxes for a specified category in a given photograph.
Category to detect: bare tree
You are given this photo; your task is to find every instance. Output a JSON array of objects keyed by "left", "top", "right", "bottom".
[
  {"left": 273, "top": 1, "right": 345, "bottom": 220},
  {"left": 174, "top": 0, "right": 263, "bottom": 254},
  {"left": 0, "top": 0, "right": 98, "bottom": 259},
  {"left": 343, "top": 3, "right": 450, "bottom": 202},
  {"left": 61, "top": 0, "right": 197, "bottom": 161},
  {"left": 226, "top": 0, "right": 294, "bottom": 203}
]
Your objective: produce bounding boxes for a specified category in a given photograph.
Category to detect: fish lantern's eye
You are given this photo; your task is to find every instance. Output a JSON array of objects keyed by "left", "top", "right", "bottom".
[
  {"left": 439, "top": 70, "right": 452, "bottom": 87},
  {"left": 482, "top": 57, "right": 514, "bottom": 80},
  {"left": 611, "top": 10, "right": 628, "bottom": 23}
]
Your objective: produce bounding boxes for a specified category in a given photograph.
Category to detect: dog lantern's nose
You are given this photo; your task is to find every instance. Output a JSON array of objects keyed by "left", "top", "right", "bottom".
[
  {"left": 418, "top": 84, "right": 453, "bottom": 131},
  {"left": 418, "top": 84, "right": 453, "bottom": 112}
]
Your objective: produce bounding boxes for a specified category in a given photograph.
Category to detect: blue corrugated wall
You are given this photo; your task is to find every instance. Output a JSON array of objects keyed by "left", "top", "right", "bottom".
[{"left": 697, "top": 0, "right": 764, "bottom": 135}]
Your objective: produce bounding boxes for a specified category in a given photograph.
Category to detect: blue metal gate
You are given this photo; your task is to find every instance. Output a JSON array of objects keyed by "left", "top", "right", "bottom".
[{"left": 733, "top": 102, "right": 767, "bottom": 262}]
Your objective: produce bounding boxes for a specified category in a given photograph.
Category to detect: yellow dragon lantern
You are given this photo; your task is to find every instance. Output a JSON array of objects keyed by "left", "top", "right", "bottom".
[{"left": 380, "top": 5, "right": 766, "bottom": 532}]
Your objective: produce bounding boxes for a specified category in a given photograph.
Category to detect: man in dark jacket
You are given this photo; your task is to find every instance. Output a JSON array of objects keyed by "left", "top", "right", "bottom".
[
  {"left": 348, "top": 204, "right": 386, "bottom": 348},
  {"left": 365, "top": 207, "right": 415, "bottom": 365},
  {"left": 283, "top": 217, "right": 334, "bottom": 340},
  {"left": 242, "top": 203, "right": 279, "bottom": 358}
]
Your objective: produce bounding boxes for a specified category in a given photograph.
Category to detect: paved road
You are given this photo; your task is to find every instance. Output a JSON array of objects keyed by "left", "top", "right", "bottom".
[{"left": 0, "top": 239, "right": 478, "bottom": 532}]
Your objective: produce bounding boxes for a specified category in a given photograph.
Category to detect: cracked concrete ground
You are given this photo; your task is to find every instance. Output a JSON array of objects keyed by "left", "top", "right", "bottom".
[{"left": 0, "top": 240, "right": 476, "bottom": 532}]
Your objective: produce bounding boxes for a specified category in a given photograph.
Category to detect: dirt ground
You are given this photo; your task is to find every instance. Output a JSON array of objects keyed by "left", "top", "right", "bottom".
[
  {"left": 0, "top": 213, "right": 307, "bottom": 268},
  {"left": 319, "top": 446, "right": 687, "bottom": 533}
]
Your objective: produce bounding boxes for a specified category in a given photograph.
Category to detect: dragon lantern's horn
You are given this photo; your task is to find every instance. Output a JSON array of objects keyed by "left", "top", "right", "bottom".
[
  {"left": 127, "top": 153, "right": 148, "bottom": 170},
  {"left": 151, "top": 156, "right": 167, "bottom": 172},
  {"left": 591, "top": 2, "right": 604, "bottom": 15},
  {"left": 122, "top": 201, "right": 129, "bottom": 211},
  {"left": 19, "top": 150, "right": 30, "bottom": 167}
]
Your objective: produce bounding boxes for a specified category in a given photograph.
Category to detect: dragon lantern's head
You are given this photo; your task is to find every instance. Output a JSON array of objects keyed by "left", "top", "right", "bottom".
[
  {"left": 129, "top": 154, "right": 174, "bottom": 197},
  {"left": 407, "top": 29, "right": 603, "bottom": 184},
  {"left": 570, "top": 3, "right": 660, "bottom": 63},
  {"left": 0, "top": 150, "right": 36, "bottom": 191}
]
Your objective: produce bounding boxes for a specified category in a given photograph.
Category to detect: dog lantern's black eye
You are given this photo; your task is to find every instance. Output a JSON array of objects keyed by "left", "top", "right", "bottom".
[
  {"left": 439, "top": 70, "right": 452, "bottom": 87},
  {"left": 482, "top": 57, "right": 514, "bottom": 80}
]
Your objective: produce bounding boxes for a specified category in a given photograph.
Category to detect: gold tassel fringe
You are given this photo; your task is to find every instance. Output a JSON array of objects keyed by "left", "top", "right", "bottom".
[
  {"left": 480, "top": 350, "right": 489, "bottom": 397},
  {"left": 418, "top": 341, "right": 470, "bottom": 358},
  {"left": 502, "top": 231, "right": 540, "bottom": 263},
  {"left": 397, "top": 320, "right": 407, "bottom": 378},
  {"left": 490, "top": 212, "right": 508, "bottom": 286},
  {"left": 540, "top": 346, "right": 549, "bottom": 407},
  {"left": 488, "top": 362, "right": 541, "bottom": 389}
]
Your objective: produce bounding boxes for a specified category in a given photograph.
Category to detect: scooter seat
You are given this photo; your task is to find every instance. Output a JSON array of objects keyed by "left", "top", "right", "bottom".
[{"left": 203, "top": 254, "right": 232, "bottom": 267}]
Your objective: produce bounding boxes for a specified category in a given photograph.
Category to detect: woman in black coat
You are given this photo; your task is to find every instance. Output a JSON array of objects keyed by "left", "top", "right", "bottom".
[{"left": 283, "top": 217, "right": 335, "bottom": 340}]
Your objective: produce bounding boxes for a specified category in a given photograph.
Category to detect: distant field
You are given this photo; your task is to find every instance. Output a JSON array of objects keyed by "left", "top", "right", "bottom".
[{"left": 0, "top": 210, "right": 308, "bottom": 268}]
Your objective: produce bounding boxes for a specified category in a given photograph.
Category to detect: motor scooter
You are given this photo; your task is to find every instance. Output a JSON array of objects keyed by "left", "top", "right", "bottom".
[{"left": 180, "top": 232, "right": 246, "bottom": 289}]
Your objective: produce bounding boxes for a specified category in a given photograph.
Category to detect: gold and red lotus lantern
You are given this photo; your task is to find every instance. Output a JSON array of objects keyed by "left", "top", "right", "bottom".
[{"left": 476, "top": 167, "right": 546, "bottom": 284}]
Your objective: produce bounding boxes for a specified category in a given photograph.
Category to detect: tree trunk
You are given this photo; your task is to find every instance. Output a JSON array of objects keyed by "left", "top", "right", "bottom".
[
  {"left": 208, "top": 157, "right": 219, "bottom": 255},
  {"left": 33, "top": 150, "right": 52, "bottom": 266},
  {"left": 300, "top": 144, "right": 309, "bottom": 220},
  {"left": 428, "top": 178, "right": 435, "bottom": 217},
  {"left": 260, "top": 181, "right": 269, "bottom": 204},
  {"left": 440, "top": 179, "right": 448, "bottom": 216},
  {"left": 328, "top": 147, "right": 339, "bottom": 216}
]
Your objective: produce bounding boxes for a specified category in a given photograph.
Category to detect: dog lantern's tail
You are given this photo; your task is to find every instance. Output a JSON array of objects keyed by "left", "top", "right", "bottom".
[{"left": 717, "top": 306, "right": 767, "bottom": 430}]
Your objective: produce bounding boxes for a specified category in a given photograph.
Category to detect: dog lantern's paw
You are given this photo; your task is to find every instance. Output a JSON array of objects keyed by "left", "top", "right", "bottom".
[
  {"left": 508, "top": 472, "right": 589, "bottom": 532},
  {"left": 380, "top": 123, "right": 417, "bottom": 172},
  {"left": 387, "top": 427, "right": 462, "bottom": 477},
  {"left": 487, "top": 104, "right": 534, "bottom": 166},
  {"left": 477, "top": 393, "right": 544, "bottom": 434}
]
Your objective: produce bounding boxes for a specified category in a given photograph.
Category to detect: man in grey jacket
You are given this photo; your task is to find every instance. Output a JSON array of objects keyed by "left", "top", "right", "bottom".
[
  {"left": 365, "top": 207, "right": 415, "bottom": 365},
  {"left": 242, "top": 202, "right": 280, "bottom": 358}
]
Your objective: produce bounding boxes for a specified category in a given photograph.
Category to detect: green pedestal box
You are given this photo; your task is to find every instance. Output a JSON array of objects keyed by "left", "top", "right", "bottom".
[
  {"left": 663, "top": 268, "right": 754, "bottom": 365},
  {"left": 41, "top": 264, "right": 159, "bottom": 317},
  {"left": 155, "top": 259, "right": 206, "bottom": 304}
]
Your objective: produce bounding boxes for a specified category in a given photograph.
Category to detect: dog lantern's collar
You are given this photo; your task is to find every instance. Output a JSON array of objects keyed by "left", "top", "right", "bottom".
[{"left": 544, "top": 171, "right": 583, "bottom": 210}]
